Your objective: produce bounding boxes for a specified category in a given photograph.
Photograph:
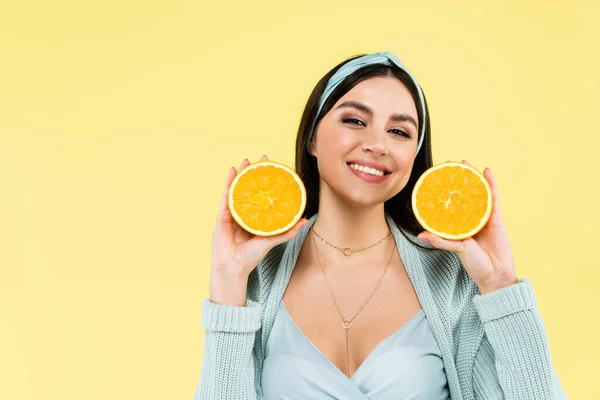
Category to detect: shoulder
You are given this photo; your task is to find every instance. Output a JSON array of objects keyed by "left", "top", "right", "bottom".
[
  {"left": 246, "top": 241, "right": 289, "bottom": 302},
  {"left": 387, "top": 214, "right": 477, "bottom": 297},
  {"left": 406, "top": 232, "right": 480, "bottom": 302},
  {"left": 407, "top": 235, "right": 486, "bottom": 351}
]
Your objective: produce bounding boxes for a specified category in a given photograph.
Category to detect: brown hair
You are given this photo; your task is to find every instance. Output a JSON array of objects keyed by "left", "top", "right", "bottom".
[{"left": 294, "top": 53, "right": 435, "bottom": 249}]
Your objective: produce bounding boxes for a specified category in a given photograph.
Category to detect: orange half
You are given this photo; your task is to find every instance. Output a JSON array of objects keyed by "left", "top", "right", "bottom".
[
  {"left": 228, "top": 160, "right": 307, "bottom": 236},
  {"left": 411, "top": 162, "right": 492, "bottom": 240}
]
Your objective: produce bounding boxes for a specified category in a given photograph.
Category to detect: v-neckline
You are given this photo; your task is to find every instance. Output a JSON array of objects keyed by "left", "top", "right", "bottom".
[
  {"left": 261, "top": 212, "right": 463, "bottom": 399},
  {"left": 280, "top": 299, "right": 425, "bottom": 381}
]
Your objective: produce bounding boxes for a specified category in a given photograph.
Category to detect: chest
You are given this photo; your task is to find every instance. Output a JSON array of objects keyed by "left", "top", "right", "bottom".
[{"left": 281, "top": 255, "right": 423, "bottom": 379}]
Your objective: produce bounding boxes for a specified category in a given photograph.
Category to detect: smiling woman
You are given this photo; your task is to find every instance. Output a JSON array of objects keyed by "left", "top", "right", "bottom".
[
  {"left": 195, "top": 52, "right": 569, "bottom": 400},
  {"left": 296, "top": 54, "right": 434, "bottom": 233}
]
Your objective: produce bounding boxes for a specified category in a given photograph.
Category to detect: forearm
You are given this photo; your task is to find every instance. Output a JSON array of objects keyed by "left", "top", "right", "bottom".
[
  {"left": 194, "top": 298, "right": 262, "bottom": 400},
  {"left": 472, "top": 279, "right": 568, "bottom": 399}
]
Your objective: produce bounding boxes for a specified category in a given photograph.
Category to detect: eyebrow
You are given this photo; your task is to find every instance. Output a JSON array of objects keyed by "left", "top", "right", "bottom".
[{"left": 334, "top": 100, "right": 418, "bottom": 129}]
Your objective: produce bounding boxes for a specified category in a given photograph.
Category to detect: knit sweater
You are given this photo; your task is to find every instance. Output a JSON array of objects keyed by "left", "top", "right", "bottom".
[{"left": 194, "top": 213, "right": 568, "bottom": 399}]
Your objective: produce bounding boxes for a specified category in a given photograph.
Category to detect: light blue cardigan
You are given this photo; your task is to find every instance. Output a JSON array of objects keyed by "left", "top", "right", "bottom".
[{"left": 194, "top": 213, "right": 568, "bottom": 399}]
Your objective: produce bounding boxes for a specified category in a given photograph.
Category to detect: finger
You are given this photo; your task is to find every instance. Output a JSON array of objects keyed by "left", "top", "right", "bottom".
[
  {"left": 484, "top": 167, "right": 501, "bottom": 215},
  {"left": 280, "top": 218, "right": 310, "bottom": 240},
  {"left": 244, "top": 218, "right": 308, "bottom": 257},
  {"left": 260, "top": 155, "right": 269, "bottom": 161},
  {"left": 265, "top": 218, "right": 310, "bottom": 247},
  {"left": 217, "top": 167, "right": 237, "bottom": 222},
  {"left": 238, "top": 158, "right": 251, "bottom": 172},
  {"left": 417, "top": 231, "right": 465, "bottom": 254}
]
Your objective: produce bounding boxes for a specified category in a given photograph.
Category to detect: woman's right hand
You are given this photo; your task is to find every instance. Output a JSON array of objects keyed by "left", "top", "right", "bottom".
[{"left": 209, "top": 155, "right": 309, "bottom": 305}]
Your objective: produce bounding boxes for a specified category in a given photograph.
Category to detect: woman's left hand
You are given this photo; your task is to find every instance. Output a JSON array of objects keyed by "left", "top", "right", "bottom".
[{"left": 416, "top": 160, "right": 519, "bottom": 295}]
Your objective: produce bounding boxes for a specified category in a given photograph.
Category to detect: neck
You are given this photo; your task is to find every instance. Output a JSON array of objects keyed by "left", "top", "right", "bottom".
[
  {"left": 308, "top": 193, "right": 394, "bottom": 270},
  {"left": 312, "top": 206, "right": 390, "bottom": 249}
]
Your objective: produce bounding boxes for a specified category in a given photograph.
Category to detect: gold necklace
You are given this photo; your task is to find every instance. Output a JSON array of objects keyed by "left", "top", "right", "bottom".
[
  {"left": 311, "top": 227, "right": 395, "bottom": 378},
  {"left": 311, "top": 226, "right": 392, "bottom": 256}
]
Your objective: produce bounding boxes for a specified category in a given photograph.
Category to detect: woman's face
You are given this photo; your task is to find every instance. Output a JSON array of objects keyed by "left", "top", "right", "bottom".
[{"left": 309, "top": 76, "right": 419, "bottom": 208}]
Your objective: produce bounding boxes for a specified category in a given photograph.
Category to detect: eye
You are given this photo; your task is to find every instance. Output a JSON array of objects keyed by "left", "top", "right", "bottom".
[
  {"left": 389, "top": 128, "right": 412, "bottom": 138},
  {"left": 341, "top": 117, "right": 412, "bottom": 139},
  {"left": 341, "top": 117, "right": 365, "bottom": 126}
]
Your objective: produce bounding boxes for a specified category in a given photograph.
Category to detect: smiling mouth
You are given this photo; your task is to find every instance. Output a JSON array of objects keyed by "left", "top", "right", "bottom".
[{"left": 346, "top": 162, "right": 392, "bottom": 176}]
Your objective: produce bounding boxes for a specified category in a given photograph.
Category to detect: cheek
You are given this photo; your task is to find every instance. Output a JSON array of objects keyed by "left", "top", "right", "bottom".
[
  {"left": 398, "top": 166, "right": 416, "bottom": 193},
  {"left": 320, "top": 123, "right": 356, "bottom": 150},
  {"left": 390, "top": 155, "right": 414, "bottom": 186}
]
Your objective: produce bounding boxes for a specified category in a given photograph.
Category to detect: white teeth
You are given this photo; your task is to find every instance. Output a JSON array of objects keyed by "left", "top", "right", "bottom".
[{"left": 349, "top": 163, "right": 385, "bottom": 177}]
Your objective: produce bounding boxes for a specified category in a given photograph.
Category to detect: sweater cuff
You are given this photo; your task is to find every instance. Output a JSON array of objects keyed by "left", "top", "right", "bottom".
[
  {"left": 201, "top": 297, "right": 262, "bottom": 333},
  {"left": 473, "top": 278, "right": 537, "bottom": 323}
]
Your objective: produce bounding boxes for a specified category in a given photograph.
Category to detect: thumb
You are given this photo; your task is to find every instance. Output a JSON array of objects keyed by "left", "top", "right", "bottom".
[
  {"left": 244, "top": 218, "right": 310, "bottom": 260},
  {"left": 417, "top": 232, "right": 464, "bottom": 254},
  {"left": 268, "top": 218, "right": 310, "bottom": 247}
]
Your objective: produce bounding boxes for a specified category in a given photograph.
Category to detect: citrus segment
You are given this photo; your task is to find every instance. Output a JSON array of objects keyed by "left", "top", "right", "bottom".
[
  {"left": 228, "top": 161, "right": 307, "bottom": 236},
  {"left": 411, "top": 162, "right": 492, "bottom": 240}
]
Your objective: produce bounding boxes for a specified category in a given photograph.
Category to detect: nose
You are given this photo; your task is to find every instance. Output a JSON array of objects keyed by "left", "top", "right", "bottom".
[{"left": 361, "top": 130, "right": 388, "bottom": 157}]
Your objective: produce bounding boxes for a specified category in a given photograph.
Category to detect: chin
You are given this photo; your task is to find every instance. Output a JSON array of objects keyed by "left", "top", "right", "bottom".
[{"left": 342, "top": 190, "right": 385, "bottom": 208}]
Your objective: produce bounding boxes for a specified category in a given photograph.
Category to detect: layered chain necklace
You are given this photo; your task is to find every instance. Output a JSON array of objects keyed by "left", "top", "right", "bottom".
[{"left": 310, "top": 226, "right": 395, "bottom": 377}]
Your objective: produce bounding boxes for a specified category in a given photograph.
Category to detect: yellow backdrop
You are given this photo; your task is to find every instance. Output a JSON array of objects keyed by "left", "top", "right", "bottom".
[{"left": 1, "top": 0, "right": 597, "bottom": 398}]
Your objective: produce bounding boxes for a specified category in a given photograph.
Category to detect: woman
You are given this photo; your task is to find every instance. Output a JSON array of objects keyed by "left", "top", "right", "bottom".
[{"left": 194, "top": 51, "right": 568, "bottom": 399}]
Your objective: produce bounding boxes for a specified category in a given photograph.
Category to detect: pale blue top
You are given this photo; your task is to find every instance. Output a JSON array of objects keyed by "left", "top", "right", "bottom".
[
  {"left": 196, "top": 213, "right": 568, "bottom": 399},
  {"left": 261, "top": 299, "right": 451, "bottom": 399}
]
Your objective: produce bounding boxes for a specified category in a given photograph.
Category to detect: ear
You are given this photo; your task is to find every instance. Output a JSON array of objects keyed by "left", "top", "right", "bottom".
[{"left": 308, "top": 139, "right": 317, "bottom": 157}]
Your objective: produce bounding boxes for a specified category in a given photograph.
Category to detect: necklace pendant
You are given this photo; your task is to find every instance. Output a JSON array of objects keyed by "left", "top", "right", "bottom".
[
  {"left": 342, "top": 320, "right": 352, "bottom": 330},
  {"left": 342, "top": 248, "right": 353, "bottom": 256}
]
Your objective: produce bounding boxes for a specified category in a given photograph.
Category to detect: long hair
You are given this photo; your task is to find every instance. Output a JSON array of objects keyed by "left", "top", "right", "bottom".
[{"left": 294, "top": 53, "right": 436, "bottom": 250}]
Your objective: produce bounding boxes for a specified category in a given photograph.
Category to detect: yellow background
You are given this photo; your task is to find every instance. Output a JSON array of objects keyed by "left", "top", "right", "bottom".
[{"left": 1, "top": 0, "right": 597, "bottom": 398}]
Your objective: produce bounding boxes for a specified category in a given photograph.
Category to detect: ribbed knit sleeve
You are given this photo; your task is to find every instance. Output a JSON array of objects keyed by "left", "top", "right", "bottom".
[
  {"left": 193, "top": 298, "right": 262, "bottom": 400},
  {"left": 471, "top": 279, "right": 568, "bottom": 399}
]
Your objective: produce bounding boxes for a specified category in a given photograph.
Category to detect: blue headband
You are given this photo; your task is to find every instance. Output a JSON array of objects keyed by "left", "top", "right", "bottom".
[{"left": 306, "top": 51, "right": 426, "bottom": 159}]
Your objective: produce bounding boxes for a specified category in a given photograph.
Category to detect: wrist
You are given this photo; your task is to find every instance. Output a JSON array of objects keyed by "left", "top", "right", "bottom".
[
  {"left": 478, "top": 276, "right": 520, "bottom": 295},
  {"left": 209, "top": 270, "right": 249, "bottom": 306}
]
